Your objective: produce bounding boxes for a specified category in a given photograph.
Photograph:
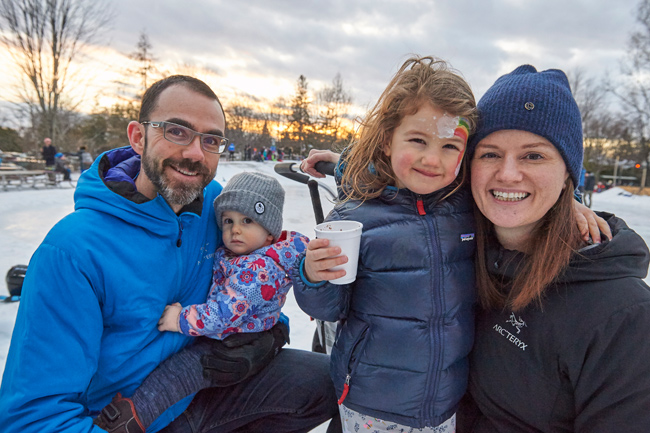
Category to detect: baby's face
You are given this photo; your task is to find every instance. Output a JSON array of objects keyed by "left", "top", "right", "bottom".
[{"left": 221, "top": 210, "right": 274, "bottom": 255}]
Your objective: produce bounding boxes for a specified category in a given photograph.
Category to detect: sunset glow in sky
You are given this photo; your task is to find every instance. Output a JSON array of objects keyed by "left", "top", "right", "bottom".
[{"left": 0, "top": 0, "right": 642, "bottom": 126}]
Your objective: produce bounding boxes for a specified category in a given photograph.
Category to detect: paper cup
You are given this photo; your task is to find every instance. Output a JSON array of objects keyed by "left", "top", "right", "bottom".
[{"left": 314, "top": 220, "right": 363, "bottom": 284}]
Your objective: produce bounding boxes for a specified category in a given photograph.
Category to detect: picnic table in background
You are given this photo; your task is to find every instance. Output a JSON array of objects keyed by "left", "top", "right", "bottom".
[{"left": 0, "top": 168, "right": 70, "bottom": 190}]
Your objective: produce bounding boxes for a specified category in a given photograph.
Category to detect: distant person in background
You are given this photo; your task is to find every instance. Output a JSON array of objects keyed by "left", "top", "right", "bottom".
[
  {"left": 228, "top": 142, "right": 235, "bottom": 160},
  {"left": 42, "top": 137, "right": 57, "bottom": 167},
  {"left": 54, "top": 152, "right": 72, "bottom": 181},
  {"left": 578, "top": 166, "right": 586, "bottom": 196},
  {"left": 254, "top": 148, "right": 263, "bottom": 162},
  {"left": 583, "top": 171, "right": 596, "bottom": 208},
  {"left": 78, "top": 146, "right": 94, "bottom": 173}
]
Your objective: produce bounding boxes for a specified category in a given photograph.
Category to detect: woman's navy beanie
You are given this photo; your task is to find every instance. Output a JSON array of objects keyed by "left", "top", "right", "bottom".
[{"left": 468, "top": 65, "right": 583, "bottom": 188}]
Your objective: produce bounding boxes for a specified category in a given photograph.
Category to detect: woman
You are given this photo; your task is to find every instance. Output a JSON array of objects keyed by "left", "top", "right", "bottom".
[
  {"left": 301, "top": 65, "right": 650, "bottom": 431},
  {"left": 458, "top": 65, "right": 650, "bottom": 431}
]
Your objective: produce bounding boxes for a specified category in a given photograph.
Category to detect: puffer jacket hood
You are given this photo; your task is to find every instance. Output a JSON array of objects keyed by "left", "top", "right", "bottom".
[
  {"left": 561, "top": 212, "right": 649, "bottom": 283},
  {"left": 486, "top": 212, "right": 649, "bottom": 286}
]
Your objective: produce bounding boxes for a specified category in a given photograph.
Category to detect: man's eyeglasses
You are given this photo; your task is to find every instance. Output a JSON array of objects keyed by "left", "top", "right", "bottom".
[{"left": 141, "top": 121, "right": 228, "bottom": 154}]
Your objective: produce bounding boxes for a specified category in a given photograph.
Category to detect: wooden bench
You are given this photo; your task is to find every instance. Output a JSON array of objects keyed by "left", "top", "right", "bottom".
[{"left": 0, "top": 170, "right": 66, "bottom": 190}]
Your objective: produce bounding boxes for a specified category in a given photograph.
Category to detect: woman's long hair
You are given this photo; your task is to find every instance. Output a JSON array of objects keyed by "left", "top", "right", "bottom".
[
  {"left": 474, "top": 178, "right": 585, "bottom": 311},
  {"left": 340, "top": 56, "right": 477, "bottom": 202}
]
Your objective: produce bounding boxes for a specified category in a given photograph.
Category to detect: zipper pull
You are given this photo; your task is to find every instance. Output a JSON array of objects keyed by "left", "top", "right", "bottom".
[
  {"left": 416, "top": 197, "right": 426, "bottom": 216},
  {"left": 337, "top": 374, "right": 351, "bottom": 405}
]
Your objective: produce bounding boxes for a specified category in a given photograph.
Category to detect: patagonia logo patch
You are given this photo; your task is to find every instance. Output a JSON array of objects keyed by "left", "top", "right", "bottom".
[{"left": 461, "top": 233, "right": 475, "bottom": 242}]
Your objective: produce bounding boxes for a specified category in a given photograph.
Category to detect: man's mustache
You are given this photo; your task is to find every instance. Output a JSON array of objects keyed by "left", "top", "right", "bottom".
[{"left": 162, "top": 158, "right": 211, "bottom": 176}]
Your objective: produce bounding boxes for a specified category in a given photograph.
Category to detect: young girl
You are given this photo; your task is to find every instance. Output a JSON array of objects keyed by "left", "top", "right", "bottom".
[{"left": 293, "top": 56, "right": 477, "bottom": 432}]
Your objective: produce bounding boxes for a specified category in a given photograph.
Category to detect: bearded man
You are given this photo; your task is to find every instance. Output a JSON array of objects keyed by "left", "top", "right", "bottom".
[{"left": 0, "top": 76, "right": 339, "bottom": 433}]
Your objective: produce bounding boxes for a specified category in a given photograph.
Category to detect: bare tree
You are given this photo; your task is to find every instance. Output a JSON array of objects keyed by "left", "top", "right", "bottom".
[
  {"left": 129, "top": 30, "right": 158, "bottom": 98},
  {"left": 225, "top": 103, "right": 255, "bottom": 146},
  {"left": 568, "top": 69, "right": 607, "bottom": 136},
  {"left": 66, "top": 101, "right": 138, "bottom": 156},
  {"left": 609, "top": 0, "right": 650, "bottom": 186},
  {"left": 630, "top": 0, "right": 650, "bottom": 70},
  {"left": 288, "top": 75, "right": 312, "bottom": 147},
  {"left": 568, "top": 69, "right": 613, "bottom": 178},
  {"left": 316, "top": 73, "right": 352, "bottom": 146},
  {"left": 0, "top": 0, "right": 111, "bottom": 144}
]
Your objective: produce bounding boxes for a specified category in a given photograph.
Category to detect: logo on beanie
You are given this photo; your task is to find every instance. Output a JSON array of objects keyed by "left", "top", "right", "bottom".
[{"left": 255, "top": 202, "right": 265, "bottom": 214}]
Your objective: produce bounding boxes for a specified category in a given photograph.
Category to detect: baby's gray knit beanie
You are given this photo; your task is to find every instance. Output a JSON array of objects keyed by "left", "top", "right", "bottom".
[{"left": 214, "top": 172, "right": 285, "bottom": 240}]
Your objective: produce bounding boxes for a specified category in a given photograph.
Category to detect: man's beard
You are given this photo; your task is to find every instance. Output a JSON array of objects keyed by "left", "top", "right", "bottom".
[{"left": 141, "top": 138, "right": 216, "bottom": 207}]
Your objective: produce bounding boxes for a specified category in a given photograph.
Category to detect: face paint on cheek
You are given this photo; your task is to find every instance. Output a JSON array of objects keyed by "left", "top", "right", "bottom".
[
  {"left": 454, "top": 118, "right": 469, "bottom": 142},
  {"left": 453, "top": 118, "right": 470, "bottom": 176},
  {"left": 455, "top": 148, "right": 465, "bottom": 176}
]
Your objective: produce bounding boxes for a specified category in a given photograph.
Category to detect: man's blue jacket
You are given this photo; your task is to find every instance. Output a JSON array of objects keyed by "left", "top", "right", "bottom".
[{"left": 0, "top": 147, "right": 222, "bottom": 432}]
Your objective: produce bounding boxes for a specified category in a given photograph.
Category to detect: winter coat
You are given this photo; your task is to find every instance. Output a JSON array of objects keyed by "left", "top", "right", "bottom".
[
  {"left": 584, "top": 174, "right": 596, "bottom": 192},
  {"left": 81, "top": 151, "right": 94, "bottom": 164},
  {"left": 458, "top": 213, "right": 650, "bottom": 433},
  {"left": 0, "top": 146, "right": 222, "bottom": 433},
  {"left": 42, "top": 144, "right": 57, "bottom": 166},
  {"left": 180, "top": 231, "right": 308, "bottom": 339},
  {"left": 294, "top": 185, "right": 476, "bottom": 428}
]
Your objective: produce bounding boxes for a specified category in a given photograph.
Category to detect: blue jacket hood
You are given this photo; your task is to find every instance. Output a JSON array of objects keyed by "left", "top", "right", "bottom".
[{"left": 74, "top": 146, "right": 207, "bottom": 235}]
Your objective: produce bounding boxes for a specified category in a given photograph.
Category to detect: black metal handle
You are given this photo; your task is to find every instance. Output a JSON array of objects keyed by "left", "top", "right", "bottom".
[
  {"left": 314, "top": 161, "right": 335, "bottom": 177},
  {"left": 273, "top": 162, "right": 309, "bottom": 184}
]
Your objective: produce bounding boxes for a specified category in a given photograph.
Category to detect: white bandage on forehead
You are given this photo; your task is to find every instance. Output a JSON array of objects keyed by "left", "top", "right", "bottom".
[{"left": 435, "top": 114, "right": 461, "bottom": 139}]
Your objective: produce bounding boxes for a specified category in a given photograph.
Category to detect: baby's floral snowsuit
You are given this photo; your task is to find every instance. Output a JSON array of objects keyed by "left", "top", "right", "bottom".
[{"left": 179, "top": 231, "right": 309, "bottom": 339}]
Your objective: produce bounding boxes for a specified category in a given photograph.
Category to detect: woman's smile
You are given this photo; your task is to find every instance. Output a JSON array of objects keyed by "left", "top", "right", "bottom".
[
  {"left": 471, "top": 130, "right": 569, "bottom": 251},
  {"left": 490, "top": 190, "right": 530, "bottom": 202}
]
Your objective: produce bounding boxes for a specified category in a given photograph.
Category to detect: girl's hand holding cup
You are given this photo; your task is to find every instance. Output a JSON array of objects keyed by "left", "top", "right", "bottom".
[
  {"left": 307, "top": 220, "right": 363, "bottom": 285},
  {"left": 304, "top": 238, "right": 349, "bottom": 283}
]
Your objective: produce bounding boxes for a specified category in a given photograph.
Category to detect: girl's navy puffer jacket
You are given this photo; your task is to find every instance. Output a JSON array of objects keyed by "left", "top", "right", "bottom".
[{"left": 293, "top": 185, "right": 476, "bottom": 428}]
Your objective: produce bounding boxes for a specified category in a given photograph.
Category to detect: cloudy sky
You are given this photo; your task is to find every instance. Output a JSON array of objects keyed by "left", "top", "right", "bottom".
[{"left": 0, "top": 0, "right": 643, "bottom": 120}]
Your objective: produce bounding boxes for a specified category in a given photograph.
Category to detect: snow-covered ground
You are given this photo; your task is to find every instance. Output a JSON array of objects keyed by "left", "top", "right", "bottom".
[{"left": 1, "top": 160, "right": 649, "bottom": 432}]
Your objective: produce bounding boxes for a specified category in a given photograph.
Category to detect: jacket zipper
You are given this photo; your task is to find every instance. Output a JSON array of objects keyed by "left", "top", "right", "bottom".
[
  {"left": 337, "top": 323, "right": 370, "bottom": 405},
  {"left": 416, "top": 197, "right": 426, "bottom": 215},
  {"left": 416, "top": 193, "right": 443, "bottom": 426},
  {"left": 338, "top": 374, "right": 351, "bottom": 405}
]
